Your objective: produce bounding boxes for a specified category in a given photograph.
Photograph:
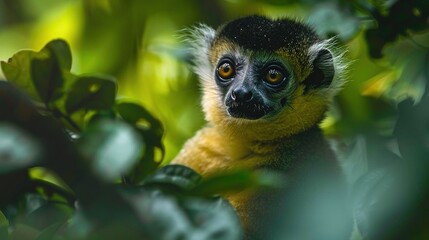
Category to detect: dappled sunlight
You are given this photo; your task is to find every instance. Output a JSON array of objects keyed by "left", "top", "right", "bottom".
[{"left": 32, "top": 1, "right": 83, "bottom": 57}]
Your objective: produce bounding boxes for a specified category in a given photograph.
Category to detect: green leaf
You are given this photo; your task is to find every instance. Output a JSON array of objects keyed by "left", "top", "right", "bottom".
[
  {"left": 87, "top": 110, "right": 117, "bottom": 125},
  {"left": 0, "top": 211, "right": 9, "bottom": 240},
  {"left": 395, "top": 98, "right": 429, "bottom": 163},
  {"left": 126, "top": 188, "right": 242, "bottom": 240},
  {"left": 192, "top": 170, "right": 254, "bottom": 196},
  {"left": 116, "top": 102, "right": 163, "bottom": 140},
  {"left": 65, "top": 75, "right": 117, "bottom": 114},
  {"left": 144, "top": 166, "right": 281, "bottom": 197},
  {"left": 31, "top": 52, "right": 64, "bottom": 103},
  {"left": 24, "top": 202, "right": 72, "bottom": 230},
  {"left": 1, "top": 39, "right": 72, "bottom": 103},
  {"left": 192, "top": 169, "right": 282, "bottom": 196},
  {"left": 31, "top": 39, "right": 73, "bottom": 103},
  {"left": 143, "top": 165, "right": 202, "bottom": 192},
  {"left": 180, "top": 196, "right": 242, "bottom": 240},
  {"left": 117, "top": 102, "right": 164, "bottom": 182},
  {"left": 128, "top": 145, "right": 162, "bottom": 184},
  {"left": 390, "top": 50, "right": 428, "bottom": 103},
  {"left": 78, "top": 120, "right": 143, "bottom": 181},
  {"left": 351, "top": 166, "right": 425, "bottom": 240},
  {"left": 1, "top": 50, "right": 41, "bottom": 101},
  {"left": 42, "top": 39, "right": 72, "bottom": 71},
  {"left": 0, "top": 123, "right": 43, "bottom": 175},
  {"left": 352, "top": 168, "right": 389, "bottom": 239},
  {"left": 63, "top": 211, "right": 92, "bottom": 239}
]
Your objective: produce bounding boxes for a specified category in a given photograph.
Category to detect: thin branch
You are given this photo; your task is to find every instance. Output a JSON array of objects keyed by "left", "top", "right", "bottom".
[{"left": 51, "top": 107, "right": 81, "bottom": 132}]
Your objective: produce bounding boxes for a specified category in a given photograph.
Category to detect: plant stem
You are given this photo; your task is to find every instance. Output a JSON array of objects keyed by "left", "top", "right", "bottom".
[{"left": 50, "top": 107, "right": 81, "bottom": 132}]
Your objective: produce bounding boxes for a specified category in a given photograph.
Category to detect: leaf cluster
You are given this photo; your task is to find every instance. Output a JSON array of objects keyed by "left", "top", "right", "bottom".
[
  {"left": 362, "top": 0, "right": 429, "bottom": 58},
  {"left": 347, "top": 94, "right": 429, "bottom": 240},
  {"left": 0, "top": 39, "right": 252, "bottom": 240}
]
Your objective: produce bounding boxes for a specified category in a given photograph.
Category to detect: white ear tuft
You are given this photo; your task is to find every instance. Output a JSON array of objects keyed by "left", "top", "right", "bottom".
[
  {"left": 180, "top": 24, "right": 216, "bottom": 84},
  {"left": 308, "top": 38, "right": 348, "bottom": 101}
]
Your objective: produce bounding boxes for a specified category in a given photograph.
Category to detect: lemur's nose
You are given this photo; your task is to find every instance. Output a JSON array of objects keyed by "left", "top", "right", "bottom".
[{"left": 231, "top": 87, "right": 253, "bottom": 102}]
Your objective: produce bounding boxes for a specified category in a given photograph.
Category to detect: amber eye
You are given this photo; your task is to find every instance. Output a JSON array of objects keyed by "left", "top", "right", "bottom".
[
  {"left": 265, "top": 68, "right": 284, "bottom": 85},
  {"left": 217, "top": 62, "right": 235, "bottom": 79}
]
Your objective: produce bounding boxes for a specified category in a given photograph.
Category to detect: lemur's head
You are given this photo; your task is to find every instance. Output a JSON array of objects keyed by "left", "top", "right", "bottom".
[{"left": 187, "top": 15, "right": 345, "bottom": 140}]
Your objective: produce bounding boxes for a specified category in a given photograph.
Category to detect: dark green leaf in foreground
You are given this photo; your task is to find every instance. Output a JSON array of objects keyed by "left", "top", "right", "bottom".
[
  {"left": 395, "top": 97, "right": 429, "bottom": 163},
  {"left": 180, "top": 197, "right": 242, "bottom": 240},
  {"left": 0, "top": 123, "right": 43, "bottom": 175},
  {"left": 65, "top": 75, "right": 117, "bottom": 113},
  {"left": 117, "top": 102, "right": 164, "bottom": 182},
  {"left": 126, "top": 188, "right": 242, "bottom": 240},
  {"left": 1, "top": 50, "right": 41, "bottom": 101},
  {"left": 131, "top": 165, "right": 242, "bottom": 238},
  {"left": 0, "top": 211, "right": 8, "bottom": 240},
  {"left": 143, "top": 165, "right": 202, "bottom": 192},
  {"left": 78, "top": 120, "right": 143, "bottom": 181},
  {"left": 24, "top": 202, "right": 72, "bottom": 230},
  {"left": 192, "top": 170, "right": 255, "bottom": 196},
  {"left": 192, "top": 169, "right": 283, "bottom": 196},
  {"left": 116, "top": 102, "right": 163, "bottom": 140}
]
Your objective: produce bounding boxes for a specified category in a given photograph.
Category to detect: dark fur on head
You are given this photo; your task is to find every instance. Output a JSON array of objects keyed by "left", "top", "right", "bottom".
[{"left": 216, "top": 15, "right": 320, "bottom": 51}]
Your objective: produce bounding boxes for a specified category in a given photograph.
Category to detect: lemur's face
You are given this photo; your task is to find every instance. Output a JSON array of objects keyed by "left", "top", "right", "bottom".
[
  {"left": 204, "top": 15, "right": 333, "bottom": 121},
  {"left": 213, "top": 50, "right": 295, "bottom": 120},
  {"left": 190, "top": 15, "right": 341, "bottom": 136}
]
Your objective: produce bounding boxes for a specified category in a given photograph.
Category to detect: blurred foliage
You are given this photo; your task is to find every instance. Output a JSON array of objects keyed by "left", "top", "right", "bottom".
[
  {"left": 0, "top": 0, "right": 428, "bottom": 239},
  {"left": 0, "top": 39, "right": 250, "bottom": 239}
]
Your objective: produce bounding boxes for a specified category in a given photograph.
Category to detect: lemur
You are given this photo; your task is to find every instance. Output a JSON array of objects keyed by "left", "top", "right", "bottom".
[{"left": 172, "top": 15, "right": 351, "bottom": 239}]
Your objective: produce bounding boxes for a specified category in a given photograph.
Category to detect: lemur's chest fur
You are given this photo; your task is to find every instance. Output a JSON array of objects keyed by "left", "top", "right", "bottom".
[
  {"left": 171, "top": 125, "right": 284, "bottom": 176},
  {"left": 171, "top": 124, "right": 342, "bottom": 236},
  {"left": 172, "top": 123, "right": 337, "bottom": 175}
]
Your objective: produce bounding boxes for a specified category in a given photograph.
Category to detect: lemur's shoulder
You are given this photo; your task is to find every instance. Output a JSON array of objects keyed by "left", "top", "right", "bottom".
[{"left": 172, "top": 126, "right": 226, "bottom": 176}]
